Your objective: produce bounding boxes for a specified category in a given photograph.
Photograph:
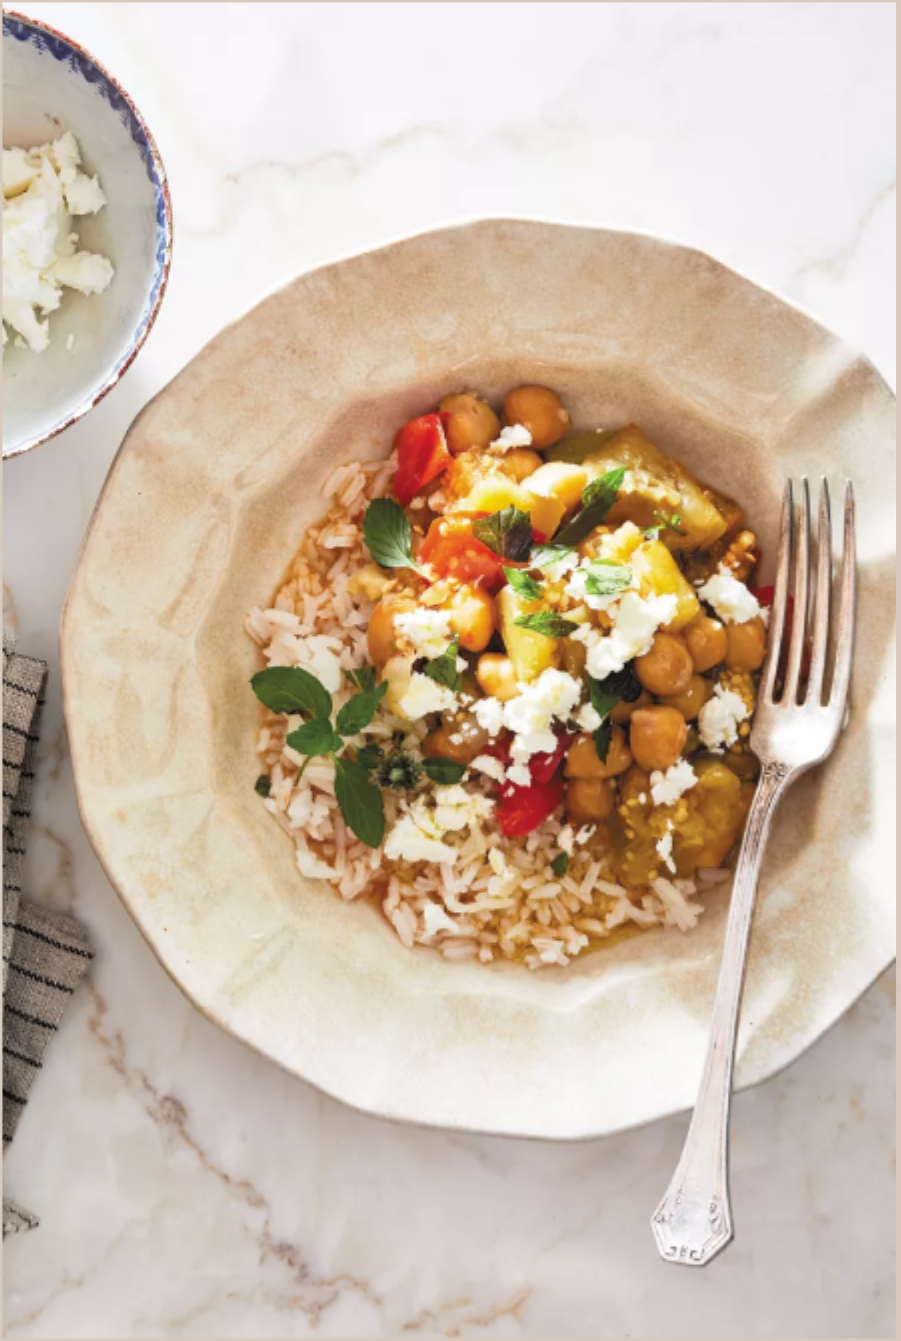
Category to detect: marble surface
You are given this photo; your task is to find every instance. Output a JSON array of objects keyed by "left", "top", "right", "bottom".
[{"left": 2, "top": 3, "right": 895, "bottom": 1337}]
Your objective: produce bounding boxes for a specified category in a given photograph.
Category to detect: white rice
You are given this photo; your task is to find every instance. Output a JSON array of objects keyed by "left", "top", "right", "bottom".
[{"left": 247, "top": 456, "right": 713, "bottom": 969}]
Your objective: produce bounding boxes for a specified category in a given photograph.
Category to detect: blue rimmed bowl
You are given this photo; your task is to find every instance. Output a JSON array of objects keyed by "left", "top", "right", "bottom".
[{"left": 2, "top": 9, "right": 172, "bottom": 459}]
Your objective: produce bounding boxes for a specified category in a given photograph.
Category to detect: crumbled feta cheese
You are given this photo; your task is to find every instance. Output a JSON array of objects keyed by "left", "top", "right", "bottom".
[
  {"left": 490, "top": 423, "right": 532, "bottom": 451},
  {"left": 697, "top": 570, "right": 760, "bottom": 625},
  {"left": 385, "top": 815, "right": 457, "bottom": 865},
  {"left": 656, "top": 826, "right": 676, "bottom": 874},
  {"left": 557, "top": 825, "right": 575, "bottom": 855},
  {"left": 503, "top": 669, "right": 582, "bottom": 773},
  {"left": 506, "top": 761, "right": 532, "bottom": 787},
  {"left": 471, "top": 754, "right": 507, "bottom": 783},
  {"left": 395, "top": 608, "right": 453, "bottom": 658},
  {"left": 574, "top": 701, "right": 603, "bottom": 733},
  {"left": 698, "top": 683, "right": 749, "bottom": 751},
  {"left": 583, "top": 592, "right": 678, "bottom": 679},
  {"left": 565, "top": 556, "right": 638, "bottom": 613},
  {"left": 397, "top": 672, "right": 457, "bottom": 721},
  {"left": 3, "top": 133, "right": 114, "bottom": 353},
  {"left": 421, "top": 901, "right": 462, "bottom": 936},
  {"left": 650, "top": 759, "right": 698, "bottom": 807},
  {"left": 432, "top": 785, "right": 494, "bottom": 831},
  {"left": 473, "top": 696, "right": 505, "bottom": 736}
]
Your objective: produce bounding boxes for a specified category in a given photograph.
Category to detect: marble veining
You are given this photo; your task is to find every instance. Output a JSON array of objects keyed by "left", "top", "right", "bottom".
[{"left": 2, "top": 3, "right": 894, "bottom": 1337}]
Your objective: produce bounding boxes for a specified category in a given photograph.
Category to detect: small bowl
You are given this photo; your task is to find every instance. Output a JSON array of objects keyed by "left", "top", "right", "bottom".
[{"left": 2, "top": 10, "right": 172, "bottom": 459}]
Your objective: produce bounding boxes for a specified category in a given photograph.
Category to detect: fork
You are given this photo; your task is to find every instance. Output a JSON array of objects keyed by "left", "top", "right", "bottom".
[{"left": 651, "top": 477, "right": 857, "bottom": 1267}]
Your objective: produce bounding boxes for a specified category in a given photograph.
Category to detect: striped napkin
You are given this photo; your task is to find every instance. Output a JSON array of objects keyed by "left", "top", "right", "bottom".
[{"left": 3, "top": 631, "right": 92, "bottom": 1236}]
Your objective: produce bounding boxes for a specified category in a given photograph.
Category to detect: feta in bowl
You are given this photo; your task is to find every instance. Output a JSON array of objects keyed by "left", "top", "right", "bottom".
[{"left": 2, "top": 10, "right": 172, "bottom": 458}]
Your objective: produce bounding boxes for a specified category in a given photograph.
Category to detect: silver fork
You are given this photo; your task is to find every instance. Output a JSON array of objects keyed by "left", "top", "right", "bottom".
[{"left": 651, "top": 477, "right": 857, "bottom": 1267}]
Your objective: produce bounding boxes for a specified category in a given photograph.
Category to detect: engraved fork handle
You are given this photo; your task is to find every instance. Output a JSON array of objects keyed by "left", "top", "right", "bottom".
[{"left": 651, "top": 760, "right": 792, "bottom": 1266}]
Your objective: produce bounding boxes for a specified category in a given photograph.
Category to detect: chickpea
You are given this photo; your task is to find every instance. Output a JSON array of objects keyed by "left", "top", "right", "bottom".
[
  {"left": 610, "top": 689, "right": 652, "bottom": 724},
  {"left": 503, "top": 385, "right": 571, "bottom": 450},
  {"left": 476, "top": 652, "right": 519, "bottom": 702},
  {"left": 634, "top": 632, "right": 694, "bottom": 697},
  {"left": 684, "top": 612, "right": 728, "bottom": 672},
  {"left": 422, "top": 713, "right": 491, "bottom": 765},
  {"left": 502, "top": 448, "right": 544, "bottom": 483},
  {"left": 367, "top": 594, "right": 415, "bottom": 666},
  {"left": 438, "top": 392, "right": 501, "bottom": 455},
  {"left": 565, "top": 778, "right": 615, "bottom": 824},
  {"left": 448, "top": 583, "right": 497, "bottom": 653},
  {"left": 725, "top": 616, "right": 766, "bottom": 671},
  {"left": 524, "top": 461, "right": 589, "bottom": 513},
  {"left": 629, "top": 706, "right": 688, "bottom": 772},
  {"left": 660, "top": 673, "right": 713, "bottom": 722},
  {"left": 566, "top": 729, "right": 632, "bottom": 780}
]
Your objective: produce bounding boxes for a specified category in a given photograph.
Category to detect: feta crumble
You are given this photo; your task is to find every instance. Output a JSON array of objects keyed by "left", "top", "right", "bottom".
[
  {"left": 579, "top": 592, "right": 679, "bottom": 679},
  {"left": 574, "top": 701, "right": 603, "bottom": 733},
  {"left": 3, "top": 132, "right": 114, "bottom": 353},
  {"left": 385, "top": 786, "right": 493, "bottom": 866},
  {"left": 697, "top": 570, "right": 760, "bottom": 625},
  {"left": 503, "top": 668, "right": 582, "bottom": 773},
  {"left": 471, "top": 754, "right": 507, "bottom": 783},
  {"left": 698, "top": 683, "right": 749, "bottom": 751},
  {"left": 650, "top": 759, "right": 698, "bottom": 807},
  {"left": 656, "top": 825, "right": 676, "bottom": 874},
  {"left": 395, "top": 607, "right": 453, "bottom": 658},
  {"left": 397, "top": 672, "right": 458, "bottom": 721},
  {"left": 490, "top": 423, "right": 532, "bottom": 451}
]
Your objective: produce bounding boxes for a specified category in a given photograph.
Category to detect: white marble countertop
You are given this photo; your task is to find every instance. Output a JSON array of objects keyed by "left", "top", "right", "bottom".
[{"left": 3, "top": 4, "right": 895, "bottom": 1337}]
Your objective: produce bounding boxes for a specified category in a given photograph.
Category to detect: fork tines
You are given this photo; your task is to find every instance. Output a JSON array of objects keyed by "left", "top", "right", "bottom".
[{"left": 759, "top": 477, "right": 856, "bottom": 710}]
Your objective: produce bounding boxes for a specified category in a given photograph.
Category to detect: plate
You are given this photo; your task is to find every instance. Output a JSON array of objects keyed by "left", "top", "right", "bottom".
[{"left": 61, "top": 221, "right": 895, "bottom": 1138}]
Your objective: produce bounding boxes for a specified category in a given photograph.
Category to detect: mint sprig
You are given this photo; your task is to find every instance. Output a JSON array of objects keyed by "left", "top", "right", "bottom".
[
  {"left": 251, "top": 666, "right": 333, "bottom": 720},
  {"left": 514, "top": 610, "right": 579, "bottom": 638},
  {"left": 472, "top": 506, "right": 533, "bottom": 562},
  {"left": 582, "top": 561, "right": 632, "bottom": 599},
  {"left": 422, "top": 635, "right": 461, "bottom": 691},
  {"left": 363, "top": 498, "right": 429, "bottom": 577},
  {"left": 504, "top": 567, "right": 543, "bottom": 601},
  {"left": 555, "top": 466, "right": 627, "bottom": 546},
  {"left": 588, "top": 665, "right": 642, "bottom": 762}
]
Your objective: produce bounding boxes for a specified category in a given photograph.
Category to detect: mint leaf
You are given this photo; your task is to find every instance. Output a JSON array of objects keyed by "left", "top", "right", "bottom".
[
  {"left": 504, "top": 567, "right": 543, "bottom": 600},
  {"left": 593, "top": 717, "right": 612, "bottom": 763},
  {"left": 254, "top": 774, "right": 271, "bottom": 798},
  {"left": 551, "top": 852, "right": 569, "bottom": 877},
  {"left": 583, "top": 561, "right": 632, "bottom": 599},
  {"left": 422, "top": 636, "right": 461, "bottom": 691},
  {"left": 363, "top": 498, "right": 427, "bottom": 576},
  {"left": 588, "top": 665, "right": 643, "bottom": 721},
  {"left": 336, "top": 681, "right": 388, "bottom": 736},
  {"left": 531, "top": 544, "right": 576, "bottom": 570},
  {"left": 472, "top": 506, "right": 532, "bottom": 561},
  {"left": 588, "top": 665, "right": 642, "bottom": 761},
  {"left": 346, "top": 666, "right": 377, "bottom": 692},
  {"left": 514, "top": 611, "right": 579, "bottom": 638},
  {"left": 251, "top": 666, "right": 333, "bottom": 720},
  {"left": 334, "top": 756, "right": 385, "bottom": 848},
  {"left": 355, "top": 742, "right": 384, "bottom": 773},
  {"left": 644, "top": 509, "right": 686, "bottom": 539},
  {"left": 555, "top": 466, "right": 627, "bottom": 546},
  {"left": 286, "top": 718, "right": 344, "bottom": 756},
  {"left": 421, "top": 756, "right": 466, "bottom": 785}
]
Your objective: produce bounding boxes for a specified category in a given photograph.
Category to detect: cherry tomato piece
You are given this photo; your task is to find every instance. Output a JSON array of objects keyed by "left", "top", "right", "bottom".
[{"left": 420, "top": 515, "right": 507, "bottom": 590}]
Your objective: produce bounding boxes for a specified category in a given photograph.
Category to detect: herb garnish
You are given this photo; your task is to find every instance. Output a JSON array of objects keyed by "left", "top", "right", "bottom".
[
  {"left": 504, "top": 567, "right": 543, "bottom": 601},
  {"left": 588, "top": 665, "right": 643, "bottom": 762},
  {"left": 345, "top": 666, "right": 377, "bottom": 692},
  {"left": 514, "top": 610, "right": 580, "bottom": 638},
  {"left": 421, "top": 757, "right": 467, "bottom": 785},
  {"left": 364, "top": 744, "right": 465, "bottom": 790},
  {"left": 551, "top": 852, "right": 569, "bottom": 877},
  {"left": 582, "top": 561, "right": 632, "bottom": 599},
  {"left": 472, "top": 506, "right": 533, "bottom": 562},
  {"left": 251, "top": 666, "right": 387, "bottom": 846},
  {"left": 555, "top": 466, "right": 627, "bottom": 547},
  {"left": 530, "top": 544, "right": 576, "bottom": 571},
  {"left": 644, "top": 509, "right": 686, "bottom": 540},
  {"left": 362, "top": 498, "right": 429, "bottom": 577},
  {"left": 422, "top": 635, "right": 461, "bottom": 691},
  {"left": 254, "top": 774, "right": 272, "bottom": 798}
]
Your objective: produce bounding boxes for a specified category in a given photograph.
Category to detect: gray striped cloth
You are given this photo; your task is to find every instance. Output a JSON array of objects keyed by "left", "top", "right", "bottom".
[{"left": 3, "top": 631, "right": 92, "bottom": 1236}]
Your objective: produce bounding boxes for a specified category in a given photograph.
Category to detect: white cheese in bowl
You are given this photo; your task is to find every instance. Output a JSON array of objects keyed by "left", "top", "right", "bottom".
[{"left": 2, "top": 131, "right": 114, "bottom": 353}]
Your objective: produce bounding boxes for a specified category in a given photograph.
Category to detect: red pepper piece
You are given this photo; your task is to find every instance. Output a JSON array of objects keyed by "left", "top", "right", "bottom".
[
  {"left": 527, "top": 732, "right": 573, "bottom": 785},
  {"left": 496, "top": 774, "right": 565, "bottom": 837},
  {"left": 420, "top": 515, "right": 507, "bottom": 590},
  {"left": 393, "top": 414, "right": 451, "bottom": 507}
]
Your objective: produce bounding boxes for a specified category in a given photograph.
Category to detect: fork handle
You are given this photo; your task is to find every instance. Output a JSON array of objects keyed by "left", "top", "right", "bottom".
[{"left": 651, "top": 760, "right": 792, "bottom": 1266}]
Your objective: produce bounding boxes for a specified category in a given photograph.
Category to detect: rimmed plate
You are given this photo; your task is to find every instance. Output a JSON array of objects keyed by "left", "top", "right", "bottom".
[{"left": 61, "top": 221, "right": 895, "bottom": 1138}]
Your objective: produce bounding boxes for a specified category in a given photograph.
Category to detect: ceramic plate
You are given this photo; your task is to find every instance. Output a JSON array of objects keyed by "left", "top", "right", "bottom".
[{"left": 62, "top": 221, "right": 895, "bottom": 1138}]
